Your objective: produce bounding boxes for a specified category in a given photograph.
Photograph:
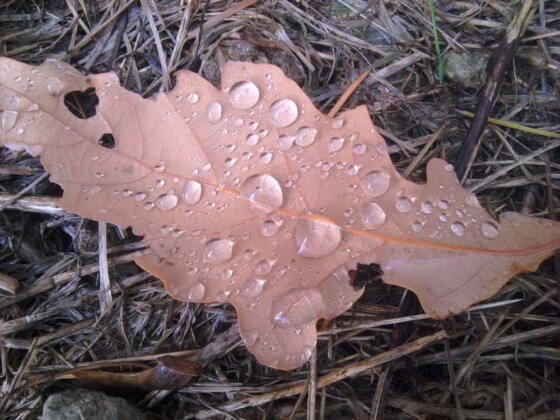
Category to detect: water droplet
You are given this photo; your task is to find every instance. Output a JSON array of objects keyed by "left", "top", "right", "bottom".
[
  {"left": 421, "top": 201, "right": 434, "bottom": 214},
  {"left": 154, "top": 163, "right": 166, "bottom": 173},
  {"left": 155, "top": 193, "right": 178, "bottom": 211},
  {"left": 134, "top": 192, "right": 147, "bottom": 202},
  {"left": 186, "top": 92, "right": 199, "bottom": 104},
  {"left": 295, "top": 127, "right": 317, "bottom": 147},
  {"left": 347, "top": 165, "right": 360, "bottom": 176},
  {"left": 301, "top": 346, "right": 313, "bottom": 363},
  {"left": 439, "top": 213, "right": 448, "bottom": 222},
  {"left": 332, "top": 118, "right": 344, "bottom": 129},
  {"left": 1, "top": 110, "right": 17, "bottom": 132},
  {"left": 269, "top": 99, "right": 298, "bottom": 127},
  {"left": 47, "top": 77, "right": 63, "bottom": 96},
  {"left": 261, "top": 219, "right": 279, "bottom": 236},
  {"left": 362, "top": 170, "right": 390, "bottom": 197},
  {"left": 220, "top": 269, "right": 234, "bottom": 281},
  {"left": 240, "top": 174, "right": 283, "bottom": 213},
  {"left": 361, "top": 202, "right": 386, "bottom": 230},
  {"left": 155, "top": 179, "right": 165, "bottom": 188},
  {"left": 481, "top": 221, "right": 499, "bottom": 239},
  {"left": 353, "top": 143, "right": 366, "bottom": 155},
  {"left": 255, "top": 259, "right": 272, "bottom": 275},
  {"left": 260, "top": 152, "right": 273, "bottom": 164},
  {"left": 329, "top": 137, "right": 344, "bottom": 153},
  {"left": 278, "top": 135, "right": 294, "bottom": 150},
  {"left": 451, "top": 221, "right": 465, "bottom": 236},
  {"left": 243, "top": 332, "right": 258, "bottom": 346},
  {"left": 225, "top": 157, "right": 237, "bottom": 168},
  {"left": 438, "top": 200, "right": 449, "bottom": 210},
  {"left": 246, "top": 133, "right": 259, "bottom": 146},
  {"left": 2, "top": 94, "right": 20, "bottom": 110},
  {"left": 203, "top": 238, "right": 234, "bottom": 264},
  {"left": 183, "top": 180, "right": 202, "bottom": 205},
  {"left": 396, "top": 196, "right": 413, "bottom": 212},
  {"left": 229, "top": 81, "right": 260, "bottom": 109},
  {"left": 144, "top": 202, "right": 155, "bottom": 211},
  {"left": 411, "top": 221, "right": 423, "bottom": 232},
  {"left": 444, "top": 163, "right": 455, "bottom": 172},
  {"left": 295, "top": 218, "right": 341, "bottom": 258},
  {"left": 272, "top": 288, "right": 324, "bottom": 327},
  {"left": 242, "top": 277, "right": 266, "bottom": 298},
  {"left": 206, "top": 101, "right": 223, "bottom": 123},
  {"left": 187, "top": 282, "right": 205, "bottom": 300}
]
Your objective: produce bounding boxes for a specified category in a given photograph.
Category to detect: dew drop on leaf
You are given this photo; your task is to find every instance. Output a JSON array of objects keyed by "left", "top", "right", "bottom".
[
  {"left": 240, "top": 174, "right": 283, "bottom": 213},
  {"left": 332, "top": 118, "right": 345, "bottom": 129},
  {"left": 155, "top": 193, "right": 178, "bottom": 211},
  {"left": 362, "top": 170, "right": 390, "bottom": 197},
  {"left": 260, "top": 152, "right": 273, "bottom": 164},
  {"left": 243, "top": 331, "right": 258, "bottom": 346},
  {"left": 229, "top": 81, "right": 260, "bottom": 110},
  {"left": 261, "top": 219, "right": 279, "bottom": 236},
  {"left": 396, "top": 196, "right": 413, "bottom": 213},
  {"left": 1, "top": 110, "right": 18, "bottom": 132},
  {"left": 272, "top": 288, "right": 324, "bottom": 327},
  {"left": 329, "top": 137, "right": 344, "bottom": 153},
  {"left": 242, "top": 277, "right": 266, "bottom": 297},
  {"left": 481, "top": 221, "right": 499, "bottom": 239},
  {"left": 47, "top": 77, "right": 63, "bottom": 96},
  {"left": 421, "top": 201, "right": 434, "bottom": 214},
  {"left": 203, "top": 238, "right": 234, "bottom": 264},
  {"left": 361, "top": 202, "right": 386, "bottom": 230},
  {"left": 278, "top": 135, "right": 294, "bottom": 150},
  {"left": 206, "top": 101, "right": 223, "bottom": 123},
  {"left": 255, "top": 259, "right": 272, "bottom": 275},
  {"left": 187, "top": 282, "right": 205, "bottom": 300},
  {"left": 186, "top": 92, "right": 199, "bottom": 104},
  {"left": 411, "top": 221, "right": 423, "bottom": 232},
  {"left": 295, "top": 126, "right": 317, "bottom": 147},
  {"left": 451, "top": 221, "right": 465, "bottom": 236},
  {"left": 246, "top": 133, "right": 259, "bottom": 146},
  {"left": 269, "top": 98, "right": 298, "bottom": 127},
  {"left": 183, "top": 180, "right": 202, "bottom": 205},
  {"left": 295, "top": 219, "right": 341, "bottom": 258}
]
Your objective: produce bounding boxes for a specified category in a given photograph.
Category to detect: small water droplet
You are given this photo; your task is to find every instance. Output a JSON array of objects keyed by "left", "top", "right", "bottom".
[
  {"left": 332, "top": 118, "right": 344, "bottom": 129},
  {"left": 329, "top": 137, "right": 344, "bottom": 153},
  {"left": 421, "top": 201, "right": 434, "bottom": 214},
  {"left": 396, "top": 196, "right": 413, "bottom": 212},
  {"left": 411, "top": 221, "right": 423, "bottom": 232},
  {"left": 255, "top": 259, "right": 272, "bottom": 275},
  {"left": 481, "top": 221, "right": 499, "bottom": 239},
  {"left": 295, "top": 126, "right": 317, "bottom": 147},
  {"left": 144, "top": 202, "right": 155, "bottom": 211},
  {"left": 451, "top": 221, "right": 465, "bottom": 236},
  {"left": 229, "top": 81, "right": 260, "bottom": 109},
  {"left": 272, "top": 288, "right": 324, "bottom": 327},
  {"left": 278, "top": 135, "right": 294, "bottom": 150},
  {"left": 156, "top": 193, "right": 179, "bottom": 211},
  {"left": 260, "top": 152, "right": 273, "bottom": 164},
  {"left": 203, "top": 238, "right": 234, "bottom": 264},
  {"left": 240, "top": 174, "right": 283, "bottom": 213},
  {"left": 154, "top": 163, "right": 166, "bottom": 173},
  {"left": 246, "top": 133, "right": 259, "bottom": 146},
  {"left": 261, "top": 219, "right": 279, "bottom": 236},
  {"left": 438, "top": 200, "right": 449, "bottom": 210},
  {"left": 353, "top": 143, "right": 366, "bottom": 155},
  {"left": 295, "top": 218, "right": 341, "bottom": 258},
  {"left": 186, "top": 92, "right": 199, "bottom": 104},
  {"left": 155, "top": 179, "right": 165, "bottom": 188},
  {"left": 444, "top": 163, "right": 455, "bottom": 172},
  {"left": 183, "top": 180, "right": 202, "bottom": 205},
  {"left": 225, "top": 157, "right": 237, "bottom": 168},
  {"left": 187, "top": 282, "right": 205, "bottom": 300},
  {"left": 206, "top": 101, "right": 223, "bottom": 123},
  {"left": 347, "top": 164, "right": 360, "bottom": 176},
  {"left": 242, "top": 277, "right": 266, "bottom": 298},
  {"left": 1, "top": 110, "right": 18, "bottom": 132},
  {"left": 134, "top": 192, "right": 147, "bottom": 202},
  {"left": 243, "top": 331, "right": 258, "bottom": 346},
  {"left": 361, "top": 202, "right": 386, "bottom": 230},
  {"left": 269, "top": 98, "right": 298, "bottom": 127},
  {"left": 47, "top": 77, "right": 63, "bottom": 96},
  {"left": 362, "top": 170, "right": 390, "bottom": 197}
]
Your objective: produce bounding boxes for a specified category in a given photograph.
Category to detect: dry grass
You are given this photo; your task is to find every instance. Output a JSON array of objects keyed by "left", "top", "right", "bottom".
[{"left": 1, "top": 0, "right": 559, "bottom": 418}]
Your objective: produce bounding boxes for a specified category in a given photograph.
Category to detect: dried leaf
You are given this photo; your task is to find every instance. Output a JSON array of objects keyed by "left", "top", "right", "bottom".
[{"left": 1, "top": 58, "right": 559, "bottom": 370}]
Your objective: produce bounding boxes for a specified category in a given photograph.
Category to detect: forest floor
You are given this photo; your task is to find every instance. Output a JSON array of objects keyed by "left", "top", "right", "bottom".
[{"left": 0, "top": 0, "right": 559, "bottom": 419}]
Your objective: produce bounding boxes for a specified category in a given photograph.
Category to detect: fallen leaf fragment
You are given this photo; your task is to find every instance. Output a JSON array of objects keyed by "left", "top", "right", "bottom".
[{"left": 0, "top": 58, "right": 559, "bottom": 370}]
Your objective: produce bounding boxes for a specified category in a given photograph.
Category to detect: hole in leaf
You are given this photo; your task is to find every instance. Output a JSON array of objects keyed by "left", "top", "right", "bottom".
[
  {"left": 98, "top": 133, "right": 115, "bottom": 149},
  {"left": 63, "top": 88, "right": 99, "bottom": 119},
  {"left": 351, "top": 263, "right": 383, "bottom": 291}
]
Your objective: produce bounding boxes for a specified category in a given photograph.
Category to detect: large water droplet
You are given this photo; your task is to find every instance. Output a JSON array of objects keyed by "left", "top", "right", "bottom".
[
  {"left": 229, "top": 81, "right": 260, "bottom": 109},
  {"left": 451, "top": 221, "right": 465, "bottom": 236},
  {"left": 361, "top": 202, "right": 386, "bottom": 230},
  {"left": 269, "top": 99, "right": 298, "bottom": 127},
  {"left": 395, "top": 196, "right": 413, "bottom": 213},
  {"left": 242, "top": 277, "right": 266, "bottom": 298},
  {"left": 362, "top": 170, "right": 390, "bottom": 197},
  {"left": 155, "top": 193, "right": 178, "bottom": 211},
  {"left": 481, "top": 221, "right": 499, "bottom": 239},
  {"left": 295, "top": 218, "right": 341, "bottom": 258},
  {"left": 240, "top": 174, "right": 283, "bottom": 213},
  {"left": 329, "top": 137, "right": 344, "bottom": 153},
  {"left": 272, "top": 288, "right": 324, "bottom": 327},
  {"left": 295, "top": 126, "right": 317, "bottom": 147},
  {"left": 203, "top": 238, "right": 234, "bottom": 264},
  {"left": 1, "top": 110, "right": 18, "bottom": 132},
  {"left": 206, "top": 101, "right": 223, "bottom": 123},
  {"left": 183, "top": 180, "right": 202, "bottom": 205},
  {"left": 187, "top": 282, "right": 205, "bottom": 300}
]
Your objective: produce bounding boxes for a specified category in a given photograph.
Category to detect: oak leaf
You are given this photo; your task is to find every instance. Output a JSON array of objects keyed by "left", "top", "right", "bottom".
[{"left": 0, "top": 58, "right": 559, "bottom": 370}]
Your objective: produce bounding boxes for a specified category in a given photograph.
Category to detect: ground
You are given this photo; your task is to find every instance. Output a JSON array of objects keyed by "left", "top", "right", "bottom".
[{"left": 0, "top": 0, "right": 559, "bottom": 419}]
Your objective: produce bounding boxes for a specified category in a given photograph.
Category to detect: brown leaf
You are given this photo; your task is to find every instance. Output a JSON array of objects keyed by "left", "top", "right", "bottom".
[
  {"left": 53, "top": 357, "right": 200, "bottom": 391},
  {"left": 1, "top": 58, "right": 559, "bottom": 370}
]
